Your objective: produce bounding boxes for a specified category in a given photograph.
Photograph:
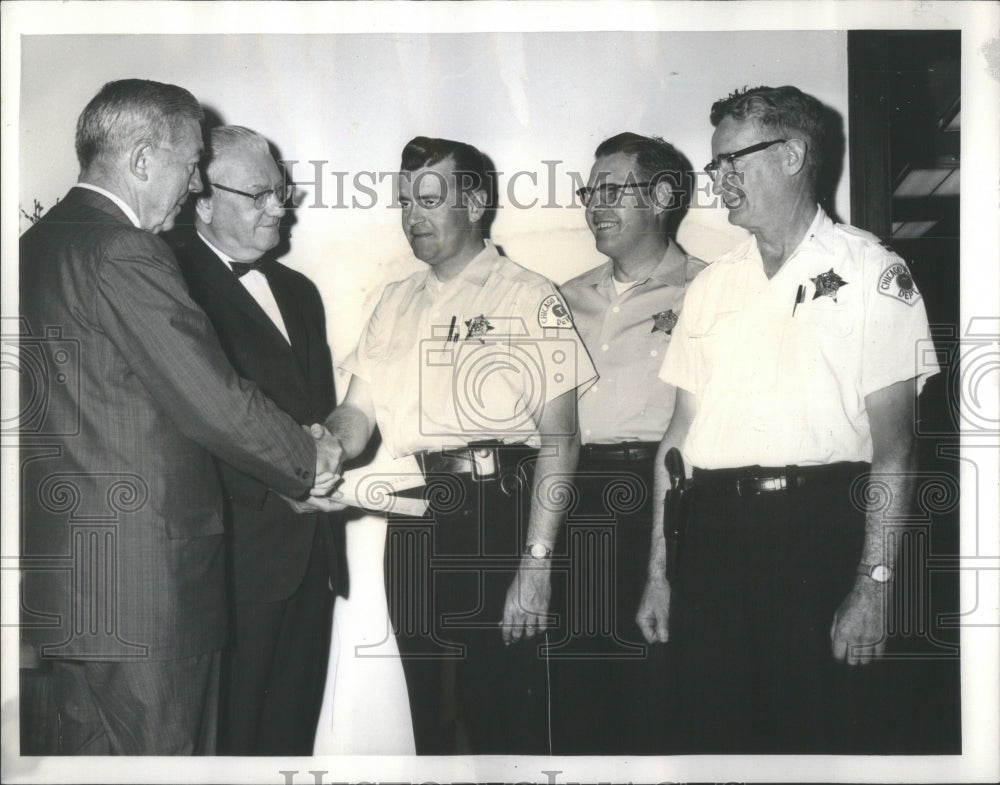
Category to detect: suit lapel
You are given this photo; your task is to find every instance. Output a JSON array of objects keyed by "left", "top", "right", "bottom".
[
  {"left": 265, "top": 266, "right": 311, "bottom": 376},
  {"left": 189, "top": 240, "right": 291, "bottom": 348}
]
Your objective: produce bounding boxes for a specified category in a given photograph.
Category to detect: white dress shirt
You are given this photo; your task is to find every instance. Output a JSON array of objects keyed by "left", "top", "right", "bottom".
[{"left": 197, "top": 232, "right": 291, "bottom": 344}]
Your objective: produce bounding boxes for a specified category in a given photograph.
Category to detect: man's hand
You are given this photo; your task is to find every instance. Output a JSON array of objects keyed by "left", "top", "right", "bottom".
[
  {"left": 278, "top": 491, "right": 348, "bottom": 514},
  {"left": 830, "top": 578, "right": 888, "bottom": 665},
  {"left": 636, "top": 572, "right": 671, "bottom": 644},
  {"left": 308, "top": 423, "right": 344, "bottom": 496},
  {"left": 501, "top": 559, "right": 552, "bottom": 645}
]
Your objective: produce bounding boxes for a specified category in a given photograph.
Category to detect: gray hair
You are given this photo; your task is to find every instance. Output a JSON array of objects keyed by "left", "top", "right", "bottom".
[
  {"left": 75, "top": 79, "right": 203, "bottom": 170},
  {"left": 203, "top": 125, "right": 274, "bottom": 183},
  {"left": 710, "top": 85, "right": 827, "bottom": 191}
]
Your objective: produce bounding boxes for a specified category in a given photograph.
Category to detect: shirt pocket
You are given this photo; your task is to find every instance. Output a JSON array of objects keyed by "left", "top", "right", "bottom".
[
  {"left": 794, "top": 301, "right": 858, "bottom": 386},
  {"left": 687, "top": 308, "right": 743, "bottom": 382}
]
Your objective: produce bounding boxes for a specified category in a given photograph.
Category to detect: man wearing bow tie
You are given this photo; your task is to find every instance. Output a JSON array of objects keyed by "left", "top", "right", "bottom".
[{"left": 172, "top": 125, "right": 343, "bottom": 755}]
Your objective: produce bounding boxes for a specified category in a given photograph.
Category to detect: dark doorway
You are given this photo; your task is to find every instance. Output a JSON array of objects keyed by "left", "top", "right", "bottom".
[{"left": 848, "top": 29, "right": 962, "bottom": 754}]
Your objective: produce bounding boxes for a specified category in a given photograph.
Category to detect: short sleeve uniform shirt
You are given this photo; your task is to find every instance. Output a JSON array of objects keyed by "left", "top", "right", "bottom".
[
  {"left": 659, "top": 207, "right": 940, "bottom": 469},
  {"left": 561, "top": 241, "right": 706, "bottom": 443},
  {"left": 342, "top": 240, "right": 597, "bottom": 457}
]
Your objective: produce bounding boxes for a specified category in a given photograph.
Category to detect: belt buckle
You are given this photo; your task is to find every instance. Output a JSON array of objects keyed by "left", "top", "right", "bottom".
[{"left": 471, "top": 447, "right": 497, "bottom": 480}]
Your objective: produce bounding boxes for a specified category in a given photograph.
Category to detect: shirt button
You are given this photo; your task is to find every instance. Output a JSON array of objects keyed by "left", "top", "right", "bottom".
[
  {"left": 584, "top": 429, "right": 592, "bottom": 436},
  {"left": 601, "top": 344, "right": 609, "bottom": 351},
  {"left": 650, "top": 350, "right": 658, "bottom": 357},
  {"left": 612, "top": 306, "right": 620, "bottom": 313},
  {"left": 592, "top": 385, "right": 599, "bottom": 394}
]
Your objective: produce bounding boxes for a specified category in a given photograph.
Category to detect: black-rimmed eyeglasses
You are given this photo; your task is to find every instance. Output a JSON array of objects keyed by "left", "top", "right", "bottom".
[
  {"left": 576, "top": 181, "right": 653, "bottom": 206},
  {"left": 704, "top": 139, "right": 787, "bottom": 179},
  {"left": 210, "top": 182, "right": 293, "bottom": 210}
]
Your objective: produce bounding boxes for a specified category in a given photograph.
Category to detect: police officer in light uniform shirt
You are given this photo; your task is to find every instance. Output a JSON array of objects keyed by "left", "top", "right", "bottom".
[
  {"left": 324, "top": 137, "right": 596, "bottom": 755},
  {"left": 554, "top": 133, "right": 705, "bottom": 755},
  {"left": 637, "top": 86, "right": 940, "bottom": 753}
]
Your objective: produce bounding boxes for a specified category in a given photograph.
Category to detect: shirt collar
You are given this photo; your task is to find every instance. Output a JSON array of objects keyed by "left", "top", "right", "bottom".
[
  {"left": 415, "top": 239, "right": 499, "bottom": 292},
  {"left": 800, "top": 205, "right": 835, "bottom": 255},
  {"left": 745, "top": 203, "right": 832, "bottom": 268},
  {"left": 592, "top": 240, "right": 688, "bottom": 293},
  {"left": 196, "top": 230, "right": 237, "bottom": 268},
  {"left": 74, "top": 183, "right": 141, "bottom": 228}
]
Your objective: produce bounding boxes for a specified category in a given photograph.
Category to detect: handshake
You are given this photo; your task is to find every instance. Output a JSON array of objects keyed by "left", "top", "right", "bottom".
[{"left": 281, "top": 423, "right": 348, "bottom": 514}]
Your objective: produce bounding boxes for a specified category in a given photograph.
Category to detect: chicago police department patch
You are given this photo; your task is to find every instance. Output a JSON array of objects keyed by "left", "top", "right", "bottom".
[
  {"left": 877, "top": 263, "right": 922, "bottom": 306},
  {"left": 538, "top": 294, "right": 573, "bottom": 328},
  {"left": 651, "top": 309, "right": 678, "bottom": 335}
]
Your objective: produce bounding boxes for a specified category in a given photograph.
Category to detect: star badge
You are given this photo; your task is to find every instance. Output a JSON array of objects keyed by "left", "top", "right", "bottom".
[
  {"left": 651, "top": 309, "right": 678, "bottom": 335},
  {"left": 464, "top": 314, "right": 494, "bottom": 342},
  {"left": 810, "top": 268, "right": 848, "bottom": 301}
]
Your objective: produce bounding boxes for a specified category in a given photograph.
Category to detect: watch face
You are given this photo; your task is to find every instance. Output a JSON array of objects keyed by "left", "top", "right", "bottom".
[
  {"left": 871, "top": 565, "right": 892, "bottom": 582},
  {"left": 528, "top": 544, "right": 550, "bottom": 559}
]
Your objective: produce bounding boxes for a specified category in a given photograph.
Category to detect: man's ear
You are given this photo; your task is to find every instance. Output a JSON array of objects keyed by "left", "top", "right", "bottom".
[
  {"left": 784, "top": 138, "right": 808, "bottom": 177},
  {"left": 652, "top": 178, "right": 675, "bottom": 214},
  {"left": 194, "top": 194, "right": 213, "bottom": 225},
  {"left": 130, "top": 140, "right": 155, "bottom": 182},
  {"left": 466, "top": 188, "right": 487, "bottom": 224}
]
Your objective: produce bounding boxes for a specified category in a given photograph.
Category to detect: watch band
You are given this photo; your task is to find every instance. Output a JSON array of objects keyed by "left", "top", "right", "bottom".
[
  {"left": 857, "top": 563, "right": 894, "bottom": 583},
  {"left": 524, "top": 543, "right": 552, "bottom": 560}
]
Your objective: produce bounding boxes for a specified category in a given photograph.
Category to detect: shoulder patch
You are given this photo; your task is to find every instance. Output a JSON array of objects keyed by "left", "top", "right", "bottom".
[
  {"left": 877, "top": 262, "right": 922, "bottom": 306},
  {"left": 538, "top": 293, "right": 573, "bottom": 328}
]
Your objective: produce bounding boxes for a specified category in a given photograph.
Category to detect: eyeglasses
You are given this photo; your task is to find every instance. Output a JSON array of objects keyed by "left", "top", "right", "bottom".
[
  {"left": 210, "top": 182, "right": 293, "bottom": 210},
  {"left": 576, "top": 181, "right": 652, "bottom": 206},
  {"left": 704, "top": 139, "right": 787, "bottom": 179}
]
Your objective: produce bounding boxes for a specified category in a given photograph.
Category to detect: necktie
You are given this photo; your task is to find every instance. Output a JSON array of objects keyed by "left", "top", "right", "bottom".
[{"left": 231, "top": 259, "right": 266, "bottom": 278}]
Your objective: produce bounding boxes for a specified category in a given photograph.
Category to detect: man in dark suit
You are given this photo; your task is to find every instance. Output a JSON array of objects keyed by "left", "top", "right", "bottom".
[
  {"left": 19, "top": 80, "right": 343, "bottom": 755},
  {"left": 170, "top": 125, "right": 342, "bottom": 755}
]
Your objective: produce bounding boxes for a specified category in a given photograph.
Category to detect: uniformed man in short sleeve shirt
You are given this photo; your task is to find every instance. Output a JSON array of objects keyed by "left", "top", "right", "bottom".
[
  {"left": 328, "top": 137, "right": 596, "bottom": 755},
  {"left": 636, "top": 87, "right": 940, "bottom": 753},
  {"left": 554, "top": 133, "right": 705, "bottom": 754}
]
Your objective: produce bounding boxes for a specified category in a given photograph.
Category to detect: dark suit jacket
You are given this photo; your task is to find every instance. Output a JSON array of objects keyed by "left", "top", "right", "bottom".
[
  {"left": 19, "top": 187, "right": 318, "bottom": 661},
  {"left": 172, "top": 232, "right": 344, "bottom": 603}
]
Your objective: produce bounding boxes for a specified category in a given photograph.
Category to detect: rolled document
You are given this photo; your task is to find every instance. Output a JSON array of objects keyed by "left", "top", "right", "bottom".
[{"left": 337, "top": 454, "right": 429, "bottom": 516}]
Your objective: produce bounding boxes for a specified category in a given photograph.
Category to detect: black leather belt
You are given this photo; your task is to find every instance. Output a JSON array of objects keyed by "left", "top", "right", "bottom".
[
  {"left": 580, "top": 442, "right": 658, "bottom": 463},
  {"left": 414, "top": 443, "right": 537, "bottom": 479},
  {"left": 692, "top": 462, "right": 868, "bottom": 497}
]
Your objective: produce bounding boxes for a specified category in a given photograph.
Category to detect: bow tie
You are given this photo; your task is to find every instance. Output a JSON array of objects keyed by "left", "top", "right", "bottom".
[{"left": 230, "top": 259, "right": 267, "bottom": 278}]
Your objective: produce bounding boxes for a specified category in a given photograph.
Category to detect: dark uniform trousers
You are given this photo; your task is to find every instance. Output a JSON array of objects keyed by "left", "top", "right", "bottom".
[
  {"left": 384, "top": 444, "right": 550, "bottom": 755},
  {"left": 548, "top": 447, "right": 671, "bottom": 755},
  {"left": 669, "top": 464, "right": 870, "bottom": 754}
]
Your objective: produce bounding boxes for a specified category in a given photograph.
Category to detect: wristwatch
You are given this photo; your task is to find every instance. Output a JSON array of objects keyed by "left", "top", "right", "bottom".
[
  {"left": 857, "top": 563, "right": 894, "bottom": 583},
  {"left": 524, "top": 543, "right": 552, "bottom": 560}
]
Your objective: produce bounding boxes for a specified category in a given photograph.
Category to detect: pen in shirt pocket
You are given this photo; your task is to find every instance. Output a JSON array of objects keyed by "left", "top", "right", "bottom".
[{"left": 792, "top": 284, "right": 805, "bottom": 316}]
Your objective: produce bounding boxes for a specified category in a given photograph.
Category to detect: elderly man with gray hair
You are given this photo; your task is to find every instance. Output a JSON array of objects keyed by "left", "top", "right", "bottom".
[
  {"left": 20, "top": 82, "right": 341, "bottom": 755},
  {"left": 171, "top": 125, "right": 343, "bottom": 756}
]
